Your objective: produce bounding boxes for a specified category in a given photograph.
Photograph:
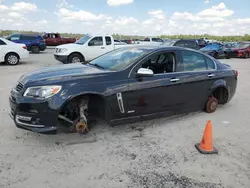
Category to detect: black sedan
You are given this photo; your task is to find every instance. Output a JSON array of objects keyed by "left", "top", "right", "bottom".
[{"left": 9, "top": 46, "right": 238, "bottom": 134}]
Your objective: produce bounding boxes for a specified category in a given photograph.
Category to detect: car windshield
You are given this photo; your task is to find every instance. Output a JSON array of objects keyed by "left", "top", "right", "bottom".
[
  {"left": 201, "top": 44, "right": 220, "bottom": 50},
  {"left": 235, "top": 43, "right": 249, "bottom": 49},
  {"left": 75, "top": 35, "right": 91, "bottom": 45},
  {"left": 89, "top": 47, "right": 151, "bottom": 71}
]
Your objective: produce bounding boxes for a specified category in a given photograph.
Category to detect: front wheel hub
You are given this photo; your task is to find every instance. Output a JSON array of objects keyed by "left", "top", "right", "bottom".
[{"left": 75, "top": 119, "right": 89, "bottom": 134}]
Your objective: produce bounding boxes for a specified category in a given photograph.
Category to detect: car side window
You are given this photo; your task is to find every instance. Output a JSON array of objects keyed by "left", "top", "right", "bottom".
[
  {"left": 105, "top": 37, "right": 112, "bottom": 45},
  {"left": 174, "top": 40, "right": 185, "bottom": 47},
  {"left": 20, "top": 35, "right": 36, "bottom": 40},
  {"left": 181, "top": 51, "right": 207, "bottom": 71},
  {"left": 0, "top": 39, "right": 6, "bottom": 45},
  {"left": 185, "top": 41, "right": 197, "bottom": 49},
  {"left": 88, "top": 37, "right": 103, "bottom": 46},
  {"left": 206, "top": 57, "right": 215, "bottom": 69},
  {"left": 141, "top": 52, "right": 176, "bottom": 74},
  {"left": 10, "top": 34, "right": 20, "bottom": 41}
]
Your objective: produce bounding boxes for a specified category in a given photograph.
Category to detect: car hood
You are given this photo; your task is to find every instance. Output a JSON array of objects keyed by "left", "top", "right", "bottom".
[
  {"left": 19, "top": 63, "right": 109, "bottom": 85},
  {"left": 56, "top": 43, "right": 80, "bottom": 49},
  {"left": 200, "top": 49, "right": 214, "bottom": 52},
  {"left": 232, "top": 48, "right": 245, "bottom": 51}
]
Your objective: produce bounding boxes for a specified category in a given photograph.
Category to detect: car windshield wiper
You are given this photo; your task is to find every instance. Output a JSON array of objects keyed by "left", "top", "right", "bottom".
[{"left": 88, "top": 63, "right": 105, "bottom": 69}]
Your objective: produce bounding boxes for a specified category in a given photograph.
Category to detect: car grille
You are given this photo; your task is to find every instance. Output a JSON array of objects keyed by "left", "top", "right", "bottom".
[{"left": 16, "top": 82, "right": 24, "bottom": 92}]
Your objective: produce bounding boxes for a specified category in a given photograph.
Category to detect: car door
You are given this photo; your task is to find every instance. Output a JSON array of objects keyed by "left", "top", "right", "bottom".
[
  {"left": 104, "top": 36, "right": 115, "bottom": 53},
  {"left": 125, "top": 50, "right": 186, "bottom": 117},
  {"left": 0, "top": 39, "right": 7, "bottom": 61},
  {"left": 45, "top": 34, "right": 53, "bottom": 46},
  {"left": 175, "top": 50, "right": 218, "bottom": 112},
  {"left": 85, "top": 36, "right": 106, "bottom": 60},
  {"left": 20, "top": 35, "right": 35, "bottom": 48}
]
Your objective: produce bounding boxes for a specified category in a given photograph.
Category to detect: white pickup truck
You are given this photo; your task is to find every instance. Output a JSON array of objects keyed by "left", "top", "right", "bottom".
[
  {"left": 54, "top": 35, "right": 138, "bottom": 64},
  {"left": 138, "top": 37, "right": 165, "bottom": 45}
]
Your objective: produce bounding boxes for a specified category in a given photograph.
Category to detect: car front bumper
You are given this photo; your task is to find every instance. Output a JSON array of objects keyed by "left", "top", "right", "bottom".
[
  {"left": 54, "top": 54, "right": 68, "bottom": 64},
  {"left": 9, "top": 90, "right": 61, "bottom": 134}
]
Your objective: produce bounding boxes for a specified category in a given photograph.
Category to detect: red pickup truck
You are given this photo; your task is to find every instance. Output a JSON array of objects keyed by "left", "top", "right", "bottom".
[{"left": 42, "top": 33, "right": 76, "bottom": 46}]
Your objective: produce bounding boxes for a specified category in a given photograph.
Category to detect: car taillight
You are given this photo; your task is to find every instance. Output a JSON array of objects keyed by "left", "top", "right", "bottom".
[
  {"left": 23, "top": 45, "right": 27, "bottom": 49},
  {"left": 233, "top": 70, "right": 238, "bottom": 77}
]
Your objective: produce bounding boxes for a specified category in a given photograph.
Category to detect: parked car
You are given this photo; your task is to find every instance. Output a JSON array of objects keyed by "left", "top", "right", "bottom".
[
  {"left": 9, "top": 46, "right": 238, "bottom": 134},
  {"left": 197, "top": 39, "right": 207, "bottom": 48},
  {"left": 172, "top": 39, "right": 200, "bottom": 50},
  {"left": 200, "top": 38, "right": 216, "bottom": 44},
  {"left": 120, "top": 39, "right": 134, "bottom": 44},
  {"left": 54, "top": 35, "right": 133, "bottom": 64},
  {"left": 231, "top": 42, "right": 250, "bottom": 58},
  {"left": 6, "top": 34, "right": 46, "bottom": 54},
  {"left": 114, "top": 39, "right": 127, "bottom": 45},
  {"left": 160, "top": 39, "right": 179, "bottom": 46},
  {"left": 42, "top": 33, "right": 76, "bottom": 46},
  {"left": 0, "top": 37, "right": 29, "bottom": 65},
  {"left": 139, "top": 37, "right": 164, "bottom": 45},
  {"left": 200, "top": 43, "right": 232, "bottom": 59}
]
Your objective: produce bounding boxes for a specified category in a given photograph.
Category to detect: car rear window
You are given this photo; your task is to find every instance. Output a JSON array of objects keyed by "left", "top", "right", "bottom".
[
  {"left": 174, "top": 40, "right": 185, "bottom": 47},
  {"left": 185, "top": 41, "right": 198, "bottom": 49}
]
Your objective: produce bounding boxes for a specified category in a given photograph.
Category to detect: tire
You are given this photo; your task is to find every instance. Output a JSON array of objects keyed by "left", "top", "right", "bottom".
[
  {"left": 205, "top": 97, "right": 218, "bottom": 113},
  {"left": 31, "top": 45, "right": 40, "bottom": 54},
  {"left": 244, "top": 52, "right": 249, "bottom": 59},
  {"left": 68, "top": 53, "right": 84, "bottom": 64},
  {"left": 5, "top": 53, "right": 19, "bottom": 65},
  {"left": 225, "top": 52, "right": 231, "bottom": 59}
]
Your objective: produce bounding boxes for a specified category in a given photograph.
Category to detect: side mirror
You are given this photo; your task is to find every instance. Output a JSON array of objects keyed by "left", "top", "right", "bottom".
[{"left": 136, "top": 68, "right": 154, "bottom": 77}]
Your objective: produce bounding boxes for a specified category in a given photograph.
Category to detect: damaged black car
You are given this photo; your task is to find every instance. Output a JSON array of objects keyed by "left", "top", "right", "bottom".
[{"left": 9, "top": 46, "right": 238, "bottom": 134}]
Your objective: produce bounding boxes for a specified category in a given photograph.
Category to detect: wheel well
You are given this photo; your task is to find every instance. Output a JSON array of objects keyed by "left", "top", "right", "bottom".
[
  {"left": 5, "top": 52, "right": 20, "bottom": 60},
  {"left": 211, "top": 87, "right": 228, "bottom": 104},
  {"left": 68, "top": 52, "right": 85, "bottom": 62},
  {"left": 59, "top": 94, "right": 106, "bottom": 121}
]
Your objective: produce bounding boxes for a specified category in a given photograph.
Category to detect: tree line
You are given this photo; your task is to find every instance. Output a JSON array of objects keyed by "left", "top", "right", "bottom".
[{"left": 1, "top": 30, "right": 250, "bottom": 42}]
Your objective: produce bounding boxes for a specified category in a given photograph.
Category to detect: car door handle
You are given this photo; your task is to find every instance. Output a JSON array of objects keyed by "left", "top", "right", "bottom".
[
  {"left": 208, "top": 73, "right": 215, "bottom": 78},
  {"left": 101, "top": 47, "right": 105, "bottom": 49},
  {"left": 170, "top": 78, "right": 180, "bottom": 82}
]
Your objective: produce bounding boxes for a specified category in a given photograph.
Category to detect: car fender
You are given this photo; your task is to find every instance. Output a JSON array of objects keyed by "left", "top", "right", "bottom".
[
  {"left": 209, "top": 79, "right": 229, "bottom": 95},
  {"left": 58, "top": 91, "right": 112, "bottom": 121}
]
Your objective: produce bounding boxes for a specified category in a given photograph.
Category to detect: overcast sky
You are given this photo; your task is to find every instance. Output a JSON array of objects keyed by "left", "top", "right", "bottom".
[{"left": 0, "top": 0, "right": 250, "bottom": 36}]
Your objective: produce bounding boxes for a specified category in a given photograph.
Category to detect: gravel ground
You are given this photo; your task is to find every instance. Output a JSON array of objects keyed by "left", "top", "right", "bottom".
[{"left": 0, "top": 49, "right": 250, "bottom": 188}]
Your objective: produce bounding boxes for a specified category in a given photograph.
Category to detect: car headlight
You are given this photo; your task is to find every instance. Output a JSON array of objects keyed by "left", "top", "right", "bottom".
[
  {"left": 59, "top": 48, "right": 67, "bottom": 53},
  {"left": 23, "top": 85, "right": 62, "bottom": 99}
]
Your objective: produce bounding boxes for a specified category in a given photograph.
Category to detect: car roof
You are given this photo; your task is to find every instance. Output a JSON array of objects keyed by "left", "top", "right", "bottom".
[
  {"left": 21, "top": 34, "right": 40, "bottom": 37},
  {"left": 122, "top": 45, "right": 202, "bottom": 53}
]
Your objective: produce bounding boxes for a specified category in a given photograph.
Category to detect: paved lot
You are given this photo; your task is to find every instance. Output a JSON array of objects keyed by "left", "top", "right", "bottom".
[{"left": 0, "top": 49, "right": 250, "bottom": 188}]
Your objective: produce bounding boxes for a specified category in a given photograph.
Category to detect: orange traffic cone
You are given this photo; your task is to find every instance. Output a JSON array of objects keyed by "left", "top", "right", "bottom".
[{"left": 195, "top": 120, "right": 218, "bottom": 154}]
